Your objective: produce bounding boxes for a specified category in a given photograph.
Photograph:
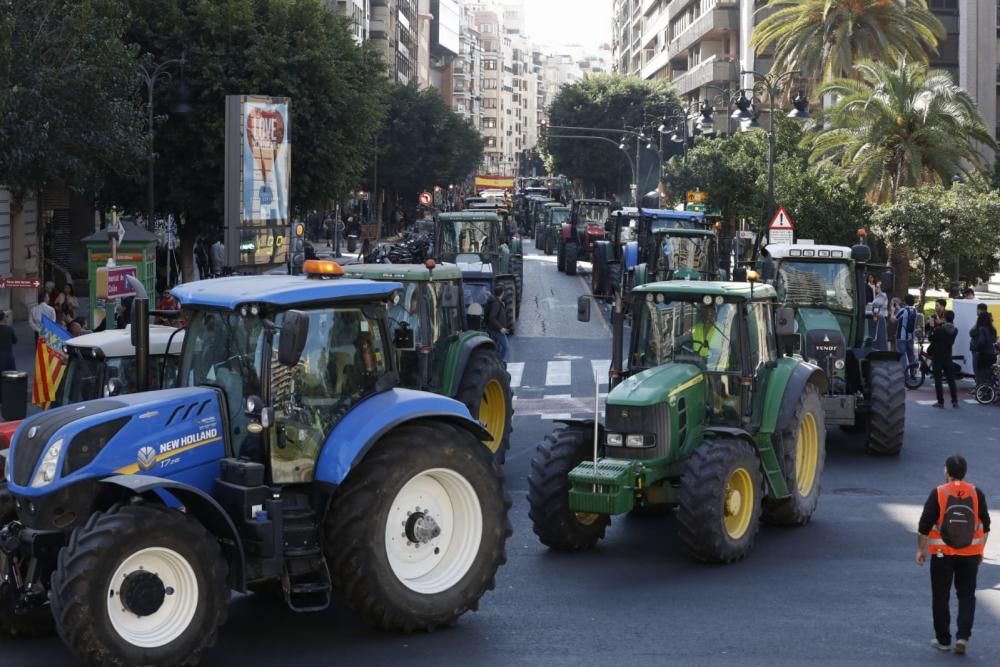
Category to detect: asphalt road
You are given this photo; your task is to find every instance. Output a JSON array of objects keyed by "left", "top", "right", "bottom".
[{"left": 4, "top": 239, "right": 1000, "bottom": 665}]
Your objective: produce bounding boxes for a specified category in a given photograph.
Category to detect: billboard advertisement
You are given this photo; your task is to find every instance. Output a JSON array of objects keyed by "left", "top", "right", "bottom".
[
  {"left": 224, "top": 95, "right": 291, "bottom": 269},
  {"left": 432, "top": 0, "right": 460, "bottom": 57}
]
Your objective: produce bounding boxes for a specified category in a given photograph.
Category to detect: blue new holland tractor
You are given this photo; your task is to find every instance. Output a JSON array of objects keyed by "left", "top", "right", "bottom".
[{"left": 0, "top": 266, "right": 511, "bottom": 666}]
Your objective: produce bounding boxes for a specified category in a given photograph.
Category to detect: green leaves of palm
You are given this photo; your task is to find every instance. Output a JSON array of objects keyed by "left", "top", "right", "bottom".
[
  {"left": 806, "top": 60, "right": 996, "bottom": 203},
  {"left": 752, "top": 0, "right": 945, "bottom": 81}
]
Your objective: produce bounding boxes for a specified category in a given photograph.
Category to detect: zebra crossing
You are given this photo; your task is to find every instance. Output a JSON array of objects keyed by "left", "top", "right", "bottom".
[{"left": 508, "top": 358, "right": 610, "bottom": 420}]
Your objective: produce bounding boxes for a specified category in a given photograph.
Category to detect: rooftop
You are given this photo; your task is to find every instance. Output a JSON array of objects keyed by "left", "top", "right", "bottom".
[
  {"left": 172, "top": 275, "right": 400, "bottom": 310},
  {"left": 342, "top": 262, "right": 463, "bottom": 282},
  {"left": 633, "top": 280, "right": 776, "bottom": 301},
  {"left": 439, "top": 211, "right": 500, "bottom": 222}
]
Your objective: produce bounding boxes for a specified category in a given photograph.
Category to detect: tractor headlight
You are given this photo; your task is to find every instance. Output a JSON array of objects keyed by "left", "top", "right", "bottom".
[
  {"left": 834, "top": 359, "right": 845, "bottom": 370},
  {"left": 625, "top": 434, "right": 655, "bottom": 448},
  {"left": 30, "top": 438, "right": 64, "bottom": 488},
  {"left": 606, "top": 433, "right": 623, "bottom": 447}
]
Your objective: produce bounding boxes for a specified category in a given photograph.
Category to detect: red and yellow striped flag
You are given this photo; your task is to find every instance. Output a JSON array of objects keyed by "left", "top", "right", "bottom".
[{"left": 32, "top": 317, "right": 70, "bottom": 409}]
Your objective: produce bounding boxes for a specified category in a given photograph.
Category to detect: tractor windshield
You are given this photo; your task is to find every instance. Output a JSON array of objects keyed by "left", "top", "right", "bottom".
[
  {"left": 549, "top": 210, "right": 570, "bottom": 225},
  {"left": 655, "top": 234, "right": 715, "bottom": 278},
  {"left": 576, "top": 204, "right": 609, "bottom": 225},
  {"left": 439, "top": 221, "right": 494, "bottom": 256},
  {"left": 776, "top": 260, "right": 854, "bottom": 311},
  {"left": 632, "top": 298, "right": 740, "bottom": 373}
]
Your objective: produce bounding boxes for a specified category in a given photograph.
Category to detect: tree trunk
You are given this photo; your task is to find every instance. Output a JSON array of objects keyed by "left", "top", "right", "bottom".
[
  {"left": 889, "top": 245, "right": 910, "bottom": 303},
  {"left": 918, "top": 258, "right": 932, "bottom": 310}
]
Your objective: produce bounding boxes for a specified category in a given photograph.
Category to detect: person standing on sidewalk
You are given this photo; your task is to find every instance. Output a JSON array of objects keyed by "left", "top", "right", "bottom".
[
  {"left": 891, "top": 294, "right": 918, "bottom": 379},
  {"left": 917, "top": 455, "right": 990, "bottom": 655},
  {"left": 928, "top": 309, "right": 959, "bottom": 408},
  {"left": 29, "top": 292, "right": 55, "bottom": 343},
  {"left": 0, "top": 311, "right": 17, "bottom": 371}
]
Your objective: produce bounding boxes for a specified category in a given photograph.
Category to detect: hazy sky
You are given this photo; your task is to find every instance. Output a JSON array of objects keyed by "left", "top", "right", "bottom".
[{"left": 523, "top": 0, "right": 614, "bottom": 52}]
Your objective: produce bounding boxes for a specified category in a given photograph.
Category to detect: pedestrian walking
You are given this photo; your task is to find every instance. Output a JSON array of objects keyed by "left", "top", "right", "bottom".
[
  {"left": 210, "top": 238, "right": 226, "bottom": 277},
  {"left": 928, "top": 310, "right": 959, "bottom": 408},
  {"left": 29, "top": 292, "right": 55, "bottom": 343},
  {"left": 891, "top": 294, "right": 919, "bottom": 379},
  {"left": 969, "top": 311, "right": 997, "bottom": 386},
  {"left": 194, "top": 237, "right": 210, "bottom": 280},
  {"left": 917, "top": 454, "right": 990, "bottom": 655},
  {"left": 0, "top": 311, "right": 17, "bottom": 372},
  {"left": 484, "top": 287, "right": 510, "bottom": 362}
]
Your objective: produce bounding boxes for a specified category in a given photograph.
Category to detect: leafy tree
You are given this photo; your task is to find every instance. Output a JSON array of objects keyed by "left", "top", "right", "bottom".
[
  {"left": 367, "top": 83, "right": 483, "bottom": 216},
  {"left": 751, "top": 0, "right": 944, "bottom": 81},
  {"left": 806, "top": 59, "right": 996, "bottom": 287},
  {"left": 543, "top": 75, "right": 681, "bottom": 197},
  {"left": 0, "top": 0, "right": 146, "bottom": 199},
  {"left": 871, "top": 183, "right": 1000, "bottom": 306},
  {"left": 114, "top": 0, "right": 388, "bottom": 276}
]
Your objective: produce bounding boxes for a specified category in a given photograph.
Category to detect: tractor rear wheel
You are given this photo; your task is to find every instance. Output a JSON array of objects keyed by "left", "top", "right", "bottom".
[
  {"left": 456, "top": 349, "right": 513, "bottom": 463},
  {"left": 607, "top": 262, "right": 623, "bottom": 299},
  {"left": 762, "top": 383, "right": 826, "bottom": 525},
  {"left": 564, "top": 243, "right": 579, "bottom": 276},
  {"left": 543, "top": 232, "right": 554, "bottom": 255},
  {"left": 557, "top": 240, "right": 566, "bottom": 272},
  {"left": 527, "top": 426, "right": 610, "bottom": 551},
  {"left": 591, "top": 251, "right": 606, "bottom": 296},
  {"left": 677, "top": 438, "right": 763, "bottom": 563},
  {"left": 511, "top": 254, "right": 524, "bottom": 310},
  {"left": 50, "top": 504, "right": 229, "bottom": 667},
  {"left": 865, "top": 361, "right": 906, "bottom": 456},
  {"left": 501, "top": 283, "right": 516, "bottom": 335},
  {"left": 325, "top": 422, "right": 510, "bottom": 632},
  {"left": 0, "top": 491, "right": 55, "bottom": 638}
]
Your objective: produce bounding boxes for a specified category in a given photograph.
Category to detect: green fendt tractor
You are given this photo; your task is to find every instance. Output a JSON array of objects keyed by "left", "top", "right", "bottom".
[
  {"left": 528, "top": 280, "right": 827, "bottom": 563},
  {"left": 760, "top": 241, "right": 905, "bottom": 455},
  {"left": 435, "top": 211, "right": 522, "bottom": 332},
  {"left": 343, "top": 262, "right": 514, "bottom": 461}
]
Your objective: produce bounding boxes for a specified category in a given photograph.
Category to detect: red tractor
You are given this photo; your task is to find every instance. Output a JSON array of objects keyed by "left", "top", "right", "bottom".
[{"left": 557, "top": 199, "right": 611, "bottom": 276}]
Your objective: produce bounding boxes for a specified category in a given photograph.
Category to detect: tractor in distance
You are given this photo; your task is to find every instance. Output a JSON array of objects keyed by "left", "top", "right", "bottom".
[
  {"left": 759, "top": 240, "right": 905, "bottom": 455},
  {"left": 0, "top": 266, "right": 511, "bottom": 666},
  {"left": 529, "top": 278, "right": 828, "bottom": 564},
  {"left": 342, "top": 261, "right": 513, "bottom": 461},
  {"left": 435, "top": 211, "right": 521, "bottom": 334},
  {"left": 525, "top": 194, "right": 555, "bottom": 242},
  {"left": 557, "top": 198, "right": 612, "bottom": 276},
  {"left": 537, "top": 202, "right": 570, "bottom": 256}
]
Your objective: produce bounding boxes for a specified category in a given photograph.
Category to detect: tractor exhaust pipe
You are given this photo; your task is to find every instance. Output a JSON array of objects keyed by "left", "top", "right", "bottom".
[{"left": 126, "top": 275, "right": 149, "bottom": 393}]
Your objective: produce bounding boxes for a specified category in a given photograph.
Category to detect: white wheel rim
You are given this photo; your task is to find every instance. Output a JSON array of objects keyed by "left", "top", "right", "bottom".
[
  {"left": 384, "top": 467, "right": 483, "bottom": 595},
  {"left": 106, "top": 547, "right": 199, "bottom": 648}
]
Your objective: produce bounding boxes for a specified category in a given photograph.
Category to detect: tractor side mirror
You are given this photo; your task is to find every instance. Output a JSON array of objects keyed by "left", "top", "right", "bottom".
[
  {"left": 879, "top": 271, "right": 894, "bottom": 294},
  {"left": 577, "top": 296, "right": 592, "bottom": 322},
  {"left": 775, "top": 307, "right": 796, "bottom": 336},
  {"left": 851, "top": 244, "right": 872, "bottom": 262},
  {"left": 278, "top": 310, "right": 309, "bottom": 367},
  {"left": 393, "top": 322, "right": 416, "bottom": 351}
]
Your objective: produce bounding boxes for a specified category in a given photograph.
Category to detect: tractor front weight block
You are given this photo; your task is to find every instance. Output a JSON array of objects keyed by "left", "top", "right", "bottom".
[{"left": 568, "top": 459, "right": 637, "bottom": 515}]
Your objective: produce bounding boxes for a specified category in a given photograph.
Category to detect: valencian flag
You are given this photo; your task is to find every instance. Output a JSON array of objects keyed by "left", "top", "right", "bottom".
[{"left": 33, "top": 316, "right": 71, "bottom": 409}]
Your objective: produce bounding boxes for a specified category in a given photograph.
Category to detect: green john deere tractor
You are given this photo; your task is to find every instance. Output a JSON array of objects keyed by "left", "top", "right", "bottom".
[
  {"left": 343, "top": 262, "right": 514, "bottom": 461},
  {"left": 528, "top": 280, "right": 828, "bottom": 563},
  {"left": 435, "top": 211, "right": 521, "bottom": 333},
  {"left": 538, "top": 203, "right": 570, "bottom": 256},
  {"left": 760, "top": 241, "right": 905, "bottom": 455}
]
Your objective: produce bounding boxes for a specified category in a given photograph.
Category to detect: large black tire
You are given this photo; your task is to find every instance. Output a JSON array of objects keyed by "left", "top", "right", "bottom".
[
  {"left": 527, "top": 426, "right": 610, "bottom": 551},
  {"left": 607, "top": 261, "right": 623, "bottom": 299},
  {"left": 0, "top": 487, "right": 55, "bottom": 638},
  {"left": 455, "top": 349, "right": 513, "bottom": 463},
  {"left": 325, "top": 422, "right": 511, "bottom": 632},
  {"left": 762, "top": 383, "right": 826, "bottom": 525},
  {"left": 677, "top": 438, "right": 763, "bottom": 564},
  {"left": 591, "top": 249, "right": 607, "bottom": 296},
  {"left": 866, "top": 361, "right": 906, "bottom": 456},
  {"left": 501, "top": 282, "right": 516, "bottom": 335},
  {"left": 543, "top": 232, "right": 554, "bottom": 255},
  {"left": 511, "top": 254, "right": 524, "bottom": 310},
  {"left": 557, "top": 240, "right": 566, "bottom": 272},
  {"left": 564, "top": 242, "right": 579, "bottom": 276},
  {"left": 50, "top": 504, "right": 229, "bottom": 667}
]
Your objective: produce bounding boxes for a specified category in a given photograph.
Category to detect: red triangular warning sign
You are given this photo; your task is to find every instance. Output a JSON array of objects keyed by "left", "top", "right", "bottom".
[{"left": 769, "top": 207, "right": 795, "bottom": 230}]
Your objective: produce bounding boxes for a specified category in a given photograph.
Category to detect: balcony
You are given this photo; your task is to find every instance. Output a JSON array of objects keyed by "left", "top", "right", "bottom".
[
  {"left": 668, "top": 5, "right": 739, "bottom": 60},
  {"left": 671, "top": 56, "right": 737, "bottom": 95}
]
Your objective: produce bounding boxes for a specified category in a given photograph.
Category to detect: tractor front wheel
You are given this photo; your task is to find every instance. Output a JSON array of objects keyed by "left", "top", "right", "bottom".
[
  {"left": 762, "top": 383, "right": 826, "bottom": 525},
  {"left": 527, "top": 426, "right": 610, "bottom": 551},
  {"left": 564, "top": 243, "right": 579, "bottom": 276},
  {"left": 557, "top": 240, "right": 566, "bottom": 272},
  {"left": 865, "top": 361, "right": 906, "bottom": 456},
  {"left": 456, "top": 350, "right": 513, "bottom": 462},
  {"left": 677, "top": 438, "right": 763, "bottom": 563},
  {"left": 325, "top": 422, "right": 511, "bottom": 632},
  {"left": 50, "top": 504, "right": 229, "bottom": 667}
]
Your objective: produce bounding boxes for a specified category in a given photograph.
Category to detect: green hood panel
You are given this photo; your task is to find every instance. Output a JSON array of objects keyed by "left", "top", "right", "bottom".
[
  {"left": 796, "top": 307, "right": 847, "bottom": 340},
  {"left": 608, "top": 363, "right": 703, "bottom": 407}
]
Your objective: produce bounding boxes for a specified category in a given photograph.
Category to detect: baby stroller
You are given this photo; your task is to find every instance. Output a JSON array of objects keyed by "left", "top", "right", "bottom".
[{"left": 974, "top": 361, "right": 1000, "bottom": 405}]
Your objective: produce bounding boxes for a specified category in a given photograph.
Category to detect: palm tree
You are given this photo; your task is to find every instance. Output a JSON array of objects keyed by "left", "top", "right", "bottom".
[
  {"left": 751, "top": 0, "right": 945, "bottom": 81},
  {"left": 806, "top": 59, "right": 996, "bottom": 288}
]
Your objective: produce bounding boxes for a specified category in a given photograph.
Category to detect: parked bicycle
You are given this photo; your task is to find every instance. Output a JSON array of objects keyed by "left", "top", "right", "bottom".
[{"left": 974, "top": 363, "right": 1000, "bottom": 405}]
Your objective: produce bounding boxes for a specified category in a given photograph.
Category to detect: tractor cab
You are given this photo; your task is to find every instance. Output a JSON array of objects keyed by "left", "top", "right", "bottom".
[
  {"left": 634, "top": 209, "right": 720, "bottom": 283},
  {"left": 538, "top": 203, "right": 569, "bottom": 255},
  {"left": 566, "top": 199, "right": 610, "bottom": 253}
]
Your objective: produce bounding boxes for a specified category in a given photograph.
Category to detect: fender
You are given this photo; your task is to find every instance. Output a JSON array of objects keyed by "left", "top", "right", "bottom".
[
  {"left": 766, "top": 360, "right": 828, "bottom": 435},
  {"left": 101, "top": 474, "right": 247, "bottom": 592},
  {"left": 314, "top": 389, "right": 491, "bottom": 487},
  {"left": 561, "top": 222, "right": 573, "bottom": 241},
  {"left": 633, "top": 262, "right": 649, "bottom": 287},
  {"left": 446, "top": 333, "right": 497, "bottom": 397},
  {"left": 624, "top": 241, "right": 639, "bottom": 270},
  {"left": 852, "top": 348, "right": 902, "bottom": 363}
]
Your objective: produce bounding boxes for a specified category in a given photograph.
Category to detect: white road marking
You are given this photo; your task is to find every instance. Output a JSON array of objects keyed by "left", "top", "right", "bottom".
[
  {"left": 540, "top": 413, "right": 573, "bottom": 420},
  {"left": 507, "top": 362, "right": 524, "bottom": 388},
  {"left": 590, "top": 359, "right": 611, "bottom": 386},
  {"left": 916, "top": 400, "right": 939, "bottom": 406},
  {"left": 545, "top": 360, "right": 571, "bottom": 386}
]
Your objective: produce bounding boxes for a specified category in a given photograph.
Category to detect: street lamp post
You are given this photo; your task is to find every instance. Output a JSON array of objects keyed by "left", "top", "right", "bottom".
[
  {"left": 695, "top": 85, "right": 740, "bottom": 137},
  {"left": 137, "top": 54, "right": 191, "bottom": 232},
  {"left": 549, "top": 124, "right": 648, "bottom": 202},
  {"left": 734, "top": 70, "right": 809, "bottom": 258}
]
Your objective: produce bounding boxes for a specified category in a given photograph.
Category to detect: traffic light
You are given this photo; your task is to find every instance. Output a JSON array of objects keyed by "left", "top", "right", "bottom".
[
  {"left": 289, "top": 221, "right": 306, "bottom": 275},
  {"left": 539, "top": 118, "right": 548, "bottom": 139}
]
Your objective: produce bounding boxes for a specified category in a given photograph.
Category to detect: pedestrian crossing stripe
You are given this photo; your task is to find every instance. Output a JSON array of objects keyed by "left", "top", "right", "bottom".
[{"left": 506, "top": 360, "right": 611, "bottom": 390}]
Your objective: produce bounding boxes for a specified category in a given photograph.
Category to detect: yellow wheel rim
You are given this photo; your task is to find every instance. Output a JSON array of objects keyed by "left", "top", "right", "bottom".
[
  {"left": 723, "top": 467, "right": 754, "bottom": 540},
  {"left": 574, "top": 512, "right": 600, "bottom": 526},
  {"left": 795, "top": 412, "right": 819, "bottom": 497},
  {"left": 479, "top": 379, "right": 506, "bottom": 453}
]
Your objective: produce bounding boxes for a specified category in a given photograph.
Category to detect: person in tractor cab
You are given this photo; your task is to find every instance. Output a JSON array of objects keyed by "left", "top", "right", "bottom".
[{"left": 691, "top": 305, "right": 724, "bottom": 363}]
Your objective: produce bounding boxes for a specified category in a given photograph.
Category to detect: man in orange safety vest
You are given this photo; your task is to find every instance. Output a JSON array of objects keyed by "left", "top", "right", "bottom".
[{"left": 916, "top": 455, "right": 990, "bottom": 655}]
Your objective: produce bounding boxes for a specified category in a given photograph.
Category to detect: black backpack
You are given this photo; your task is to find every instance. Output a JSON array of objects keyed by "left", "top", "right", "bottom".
[{"left": 940, "top": 490, "right": 977, "bottom": 549}]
